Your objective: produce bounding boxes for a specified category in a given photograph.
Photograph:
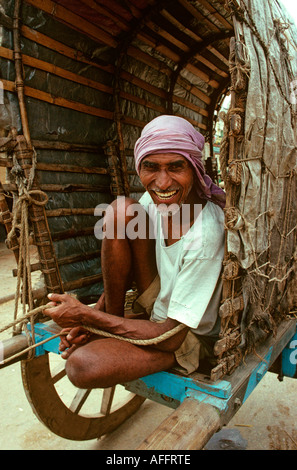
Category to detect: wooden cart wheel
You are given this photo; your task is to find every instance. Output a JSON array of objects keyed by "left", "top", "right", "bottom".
[{"left": 21, "top": 352, "right": 146, "bottom": 441}]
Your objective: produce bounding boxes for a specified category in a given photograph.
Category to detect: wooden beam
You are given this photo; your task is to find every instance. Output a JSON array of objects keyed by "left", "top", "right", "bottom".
[
  {"left": 0, "top": 138, "right": 102, "bottom": 153},
  {"left": 207, "top": 44, "right": 230, "bottom": 68},
  {"left": 138, "top": 30, "right": 181, "bottom": 64},
  {"left": 35, "top": 163, "right": 108, "bottom": 175},
  {"left": 1, "top": 158, "right": 108, "bottom": 175},
  {"left": 176, "top": 76, "right": 211, "bottom": 105},
  {"left": 21, "top": 25, "right": 114, "bottom": 74},
  {"left": 0, "top": 47, "right": 168, "bottom": 115},
  {"left": 178, "top": 0, "right": 221, "bottom": 33},
  {"left": 1, "top": 79, "right": 164, "bottom": 130},
  {"left": 5, "top": 1, "right": 230, "bottom": 119},
  {"left": 63, "top": 274, "right": 103, "bottom": 291},
  {"left": 137, "top": 398, "right": 221, "bottom": 450},
  {"left": 3, "top": 182, "right": 110, "bottom": 192},
  {"left": 45, "top": 208, "right": 96, "bottom": 217},
  {"left": 22, "top": 53, "right": 113, "bottom": 95},
  {"left": 137, "top": 29, "right": 221, "bottom": 89},
  {"left": 22, "top": 23, "right": 173, "bottom": 83},
  {"left": 145, "top": 17, "right": 228, "bottom": 81},
  {"left": 1, "top": 79, "right": 114, "bottom": 120},
  {"left": 197, "top": 0, "right": 233, "bottom": 30},
  {"left": 120, "top": 70, "right": 168, "bottom": 99},
  {"left": 172, "top": 95, "right": 209, "bottom": 117},
  {"left": 51, "top": 226, "right": 95, "bottom": 241},
  {"left": 121, "top": 91, "right": 167, "bottom": 114},
  {"left": 0, "top": 335, "right": 29, "bottom": 367},
  {"left": 24, "top": 0, "right": 117, "bottom": 48},
  {"left": 31, "top": 140, "right": 102, "bottom": 153},
  {"left": 12, "top": 250, "right": 101, "bottom": 276},
  {"left": 145, "top": 19, "right": 190, "bottom": 53},
  {"left": 186, "top": 63, "right": 220, "bottom": 89},
  {"left": 80, "top": 0, "right": 130, "bottom": 32},
  {"left": 193, "top": 52, "right": 229, "bottom": 78},
  {"left": 126, "top": 45, "right": 172, "bottom": 77},
  {"left": 160, "top": 9, "right": 203, "bottom": 43},
  {"left": 160, "top": 9, "right": 231, "bottom": 67}
]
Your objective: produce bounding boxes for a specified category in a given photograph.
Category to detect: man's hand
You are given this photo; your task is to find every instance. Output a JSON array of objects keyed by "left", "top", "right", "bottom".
[
  {"left": 44, "top": 293, "right": 88, "bottom": 328},
  {"left": 59, "top": 326, "right": 91, "bottom": 359}
]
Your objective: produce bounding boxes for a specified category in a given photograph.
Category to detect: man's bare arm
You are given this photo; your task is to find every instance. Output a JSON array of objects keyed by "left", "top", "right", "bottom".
[{"left": 44, "top": 293, "right": 189, "bottom": 353}]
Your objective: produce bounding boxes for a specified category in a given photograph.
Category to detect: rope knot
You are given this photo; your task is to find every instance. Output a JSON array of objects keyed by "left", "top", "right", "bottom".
[{"left": 20, "top": 189, "right": 49, "bottom": 207}]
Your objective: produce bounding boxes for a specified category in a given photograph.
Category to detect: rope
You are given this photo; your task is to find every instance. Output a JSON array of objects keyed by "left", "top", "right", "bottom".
[
  {"left": 1, "top": 302, "right": 186, "bottom": 344},
  {"left": 83, "top": 322, "right": 186, "bottom": 345},
  {"left": 0, "top": 303, "right": 187, "bottom": 365},
  {"left": 5, "top": 147, "right": 48, "bottom": 360}
]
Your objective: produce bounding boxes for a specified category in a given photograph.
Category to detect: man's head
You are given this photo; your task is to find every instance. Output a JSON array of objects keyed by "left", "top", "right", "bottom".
[{"left": 134, "top": 115, "right": 226, "bottom": 209}]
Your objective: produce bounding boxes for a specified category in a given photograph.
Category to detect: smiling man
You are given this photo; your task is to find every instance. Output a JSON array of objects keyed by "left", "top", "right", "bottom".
[{"left": 45, "top": 115, "right": 226, "bottom": 389}]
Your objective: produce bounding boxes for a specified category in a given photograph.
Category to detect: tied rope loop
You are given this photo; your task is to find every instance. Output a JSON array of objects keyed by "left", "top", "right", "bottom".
[
  {"left": 6, "top": 188, "right": 49, "bottom": 247},
  {"left": 20, "top": 189, "right": 49, "bottom": 207}
]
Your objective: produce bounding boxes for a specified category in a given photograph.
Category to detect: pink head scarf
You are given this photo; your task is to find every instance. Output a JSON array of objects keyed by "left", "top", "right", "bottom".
[{"left": 134, "top": 115, "right": 226, "bottom": 209}]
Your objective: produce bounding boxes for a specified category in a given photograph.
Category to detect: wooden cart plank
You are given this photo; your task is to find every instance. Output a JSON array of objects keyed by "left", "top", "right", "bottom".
[{"left": 137, "top": 398, "right": 221, "bottom": 450}]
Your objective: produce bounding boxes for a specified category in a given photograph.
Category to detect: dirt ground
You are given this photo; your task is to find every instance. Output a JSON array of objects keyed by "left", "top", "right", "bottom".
[{"left": 0, "top": 241, "right": 297, "bottom": 451}]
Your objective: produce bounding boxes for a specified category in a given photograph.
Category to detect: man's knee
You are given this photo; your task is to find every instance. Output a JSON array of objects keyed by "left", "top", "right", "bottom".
[
  {"left": 65, "top": 350, "right": 90, "bottom": 389},
  {"left": 65, "top": 346, "right": 115, "bottom": 389}
]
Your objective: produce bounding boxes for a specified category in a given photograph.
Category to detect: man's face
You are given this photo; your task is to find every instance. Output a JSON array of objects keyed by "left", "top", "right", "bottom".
[{"left": 139, "top": 153, "right": 194, "bottom": 208}]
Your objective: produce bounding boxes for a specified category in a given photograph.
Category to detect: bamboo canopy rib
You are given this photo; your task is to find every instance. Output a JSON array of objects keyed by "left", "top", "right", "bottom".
[{"left": 0, "top": 0, "right": 296, "bottom": 383}]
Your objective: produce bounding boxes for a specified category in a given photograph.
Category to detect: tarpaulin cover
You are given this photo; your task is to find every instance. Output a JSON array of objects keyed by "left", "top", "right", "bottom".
[
  {"left": 224, "top": 0, "right": 297, "bottom": 346},
  {"left": 0, "top": 0, "right": 116, "bottom": 300},
  {"left": 227, "top": 0, "right": 297, "bottom": 271}
]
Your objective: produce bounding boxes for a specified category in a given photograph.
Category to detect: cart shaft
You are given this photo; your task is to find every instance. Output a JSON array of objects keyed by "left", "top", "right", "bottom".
[
  {"left": 0, "top": 334, "right": 29, "bottom": 367},
  {"left": 0, "top": 320, "right": 61, "bottom": 368},
  {"left": 137, "top": 398, "right": 221, "bottom": 450}
]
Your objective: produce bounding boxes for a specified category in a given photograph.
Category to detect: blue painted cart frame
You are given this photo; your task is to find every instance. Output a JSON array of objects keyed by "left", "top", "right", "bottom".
[{"left": 25, "top": 317, "right": 297, "bottom": 448}]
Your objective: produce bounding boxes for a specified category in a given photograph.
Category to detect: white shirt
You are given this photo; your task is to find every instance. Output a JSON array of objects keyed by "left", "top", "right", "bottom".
[{"left": 139, "top": 192, "right": 225, "bottom": 336}]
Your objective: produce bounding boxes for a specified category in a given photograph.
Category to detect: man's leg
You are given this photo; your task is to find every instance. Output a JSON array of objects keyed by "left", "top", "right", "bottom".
[
  {"left": 65, "top": 337, "right": 177, "bottom": 389},
  {"left": 101, "top": 197, "right": 157, "bottom": 316},
  {"left": 64, "top": 197, "right": 163, "bottom": 388}
]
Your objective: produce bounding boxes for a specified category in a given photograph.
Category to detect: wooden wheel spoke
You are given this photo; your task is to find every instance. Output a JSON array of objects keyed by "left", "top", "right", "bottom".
[
  {"left": 22, "top": 354, "right": 145, "bottom": 440},
  {"left": 69, "top": 388, "right": 92, "bottom": 414},
  {"left": 51, "top": 363, "right": 66, "bottom": 384},
  {"left": 100, "top": 386, "right": 116, "bottom": 415}
]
